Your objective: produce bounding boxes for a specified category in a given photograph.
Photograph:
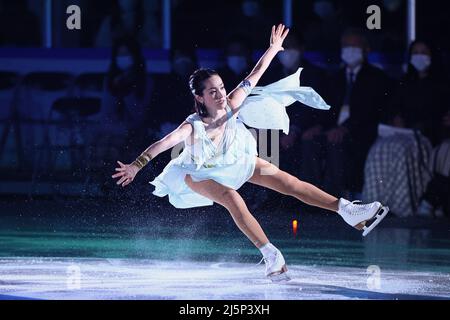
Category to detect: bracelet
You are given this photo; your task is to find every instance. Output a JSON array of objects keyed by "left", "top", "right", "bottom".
[
  {"left": 132, "top": 153, "right": 152, "bottom": 170},
  {"left": 239, "top": 79, "right": 252, "bottom": 95}
]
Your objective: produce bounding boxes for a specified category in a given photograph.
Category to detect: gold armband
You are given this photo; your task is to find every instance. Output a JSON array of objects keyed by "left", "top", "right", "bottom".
[{"left": 132, "top": 153, "right": 152, "bottom": 170}]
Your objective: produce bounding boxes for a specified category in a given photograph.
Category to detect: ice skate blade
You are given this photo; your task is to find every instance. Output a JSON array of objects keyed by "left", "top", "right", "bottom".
[
  {"left": 362, "top": 206, "right": 389, "bottom": 237},
  {"left": 267, "top": 265, "right": 291, "bottom": 283},
  {"left": 268, "top": 272, "right": 291, "bottom": 283}
]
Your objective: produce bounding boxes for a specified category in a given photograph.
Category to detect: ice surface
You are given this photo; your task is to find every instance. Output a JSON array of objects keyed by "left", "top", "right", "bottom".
[{"left": 1, "top": 257, "right": 449, "bottom": 300}]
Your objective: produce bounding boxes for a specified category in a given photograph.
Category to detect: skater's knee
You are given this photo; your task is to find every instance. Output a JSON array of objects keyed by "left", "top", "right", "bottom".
[
  {"left": 218, "top": 189, "right": 245, "bottom": 211},
  {"left": 221, "top": 189, "right": 239, "bottom": 203}
]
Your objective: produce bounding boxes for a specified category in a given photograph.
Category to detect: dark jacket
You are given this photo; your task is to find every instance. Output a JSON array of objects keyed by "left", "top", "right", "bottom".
[
  {"left": 387, "top": 75, "right": 448, "bottom": 146},
  {"left": 326, "top": 62, "right": 393, "bottom": 147},
  {"left": 325, "top": 63, "right": 393, "bottom": 191}
]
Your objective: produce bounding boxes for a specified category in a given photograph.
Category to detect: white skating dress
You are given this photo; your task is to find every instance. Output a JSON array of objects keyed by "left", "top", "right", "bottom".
[{"left": 149, "top": 68, "right": 331, "bottom": 208}]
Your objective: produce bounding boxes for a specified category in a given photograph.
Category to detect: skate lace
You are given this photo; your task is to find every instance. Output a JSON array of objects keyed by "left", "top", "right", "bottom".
[
  {"left": 255, "top": 252, "right": 276, "bottom": 267},
  {"left": 255, "top": 257, "right": 265, "bottom": 267}
]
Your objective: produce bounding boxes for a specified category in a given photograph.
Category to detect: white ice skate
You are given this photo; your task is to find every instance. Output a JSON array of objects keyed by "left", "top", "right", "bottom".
[
  {"left": 338, "top": 198, "right": 389, "bottom": 237},
  {"left": 263, "top": 249, "right": 290, "bottom": 282}
]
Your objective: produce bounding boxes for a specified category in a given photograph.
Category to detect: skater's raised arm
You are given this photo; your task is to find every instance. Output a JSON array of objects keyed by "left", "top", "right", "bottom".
[
  {"left": 112, "top": 121, "right": 193, "bottom": 187},
  {"left": 227, "top": 24, "right": 289, "bottom": 111}
]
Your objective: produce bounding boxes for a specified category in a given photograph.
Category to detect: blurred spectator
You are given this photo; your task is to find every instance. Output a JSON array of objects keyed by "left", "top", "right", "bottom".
[
  {"left": 322, "top": 28, "right": 392, "bottom": 198},
  {"left": 95, "top": 0, "right": 161, "bottom": 48},
  {"left": 363, "top": 40, "right": 449, "bottom": 217},
  {"left": 387, "top": 40, "right": 448, "bottom": 145},
  {"left": 150, "top": 48, "right": 197, "bottom": 139},
  {"left": 218, "top": 35, "right": 253, "bottom": 92},
  {"left": 425, "top": 107, "right": 450, "bottom": 217},
  {"left": 417, "top": 136, "right": 450, "bottom": 218},
  {"left": 104, "top": 36, "right": 150, "bottom": 152},
  {"left": 0, "top": 0, "right": 40, "bottom": 47},
  {"left": 148, "top": 48, "right": 197, "bottom": 173}
]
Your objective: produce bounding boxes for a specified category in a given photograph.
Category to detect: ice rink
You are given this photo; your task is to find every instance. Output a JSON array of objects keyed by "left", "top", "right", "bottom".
[
  {"left": 1, "top": 199, "right": 449, "bottom": 300},
  {"left": 1, "top": 257, "right": 449, "bottom": 300}
]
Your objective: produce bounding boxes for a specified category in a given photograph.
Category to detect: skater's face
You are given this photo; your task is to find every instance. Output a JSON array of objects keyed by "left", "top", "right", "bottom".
[{"left": 196, "top": 75, "right": 228, "bottom": 111}]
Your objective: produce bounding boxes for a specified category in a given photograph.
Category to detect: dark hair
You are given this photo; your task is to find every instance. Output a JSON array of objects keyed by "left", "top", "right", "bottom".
[
  {"left": 188, "top": 68, "right": 219, "bottom": 118},
  {"left": 107, "top": 36, "right": 146, "bottom": 98},
  {"left": 341, "top": 27, "right": 369, "bottom": 49}
]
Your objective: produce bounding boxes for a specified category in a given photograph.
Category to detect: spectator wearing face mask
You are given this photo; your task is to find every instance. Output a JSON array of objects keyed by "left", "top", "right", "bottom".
[
  {"left": 148, "top": 48, "right": 198, "bottom": 173},
  {"left": 218, "top": 36, "right": 253, "bottom": 91},
  {"left": 363, "top": 40, "right": 449, "bottom": 217},
  {"left": 104, "top": 36, "right": 150, "bottom": 150},
  {"left": 321, "top": 28, "right": 392, "bottom": 198},
  {"left": 95, "top": 35, "right": 150, "bottom": 188},
  {"left": 387, "top": 40, "right": 448, "bottom": 145},
  {"left": 150, "top": 48, "right": 198, "bottom": 139}
]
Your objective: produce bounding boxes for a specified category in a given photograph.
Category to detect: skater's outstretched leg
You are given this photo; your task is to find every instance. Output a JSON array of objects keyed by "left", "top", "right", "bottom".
[
  {"left": 249, "top": 157, "right": 389, "bottom": 236},
  {"left": 184, "top": 174, "right": 288, "bottom": 279},
  {"left": 249, "top": 157, "right": 340, "bottom": 211}
]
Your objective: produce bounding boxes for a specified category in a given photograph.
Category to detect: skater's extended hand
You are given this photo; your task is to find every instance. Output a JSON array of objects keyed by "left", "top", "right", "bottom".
[
  {"left": 270, "top": 24, "right": 289, "bottom": 52},
  {"left": 112, "top": 161, "right": 139, "bottom": 187}
]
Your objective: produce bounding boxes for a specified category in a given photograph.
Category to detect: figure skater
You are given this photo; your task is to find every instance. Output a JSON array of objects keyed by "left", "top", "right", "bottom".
[{"left": 112, "top": 24, "right": 389, "bottom": 281}]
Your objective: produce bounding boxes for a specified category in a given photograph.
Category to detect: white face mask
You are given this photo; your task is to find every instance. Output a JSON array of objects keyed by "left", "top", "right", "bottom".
[
  {"left": 116, "top": 55, "right": 134, "bottom": 70},
  {"left": 341, "top": 47, "right": 363, "bottom": 67},
  {"left": 410, "top": 54, "right": 431, "bottom": 72},
  {"left": 278, "top": 49, "right": 301, "bottom": 69},
  {"left": 227, "top": 56, "right": 248, "bottom": 75}
]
